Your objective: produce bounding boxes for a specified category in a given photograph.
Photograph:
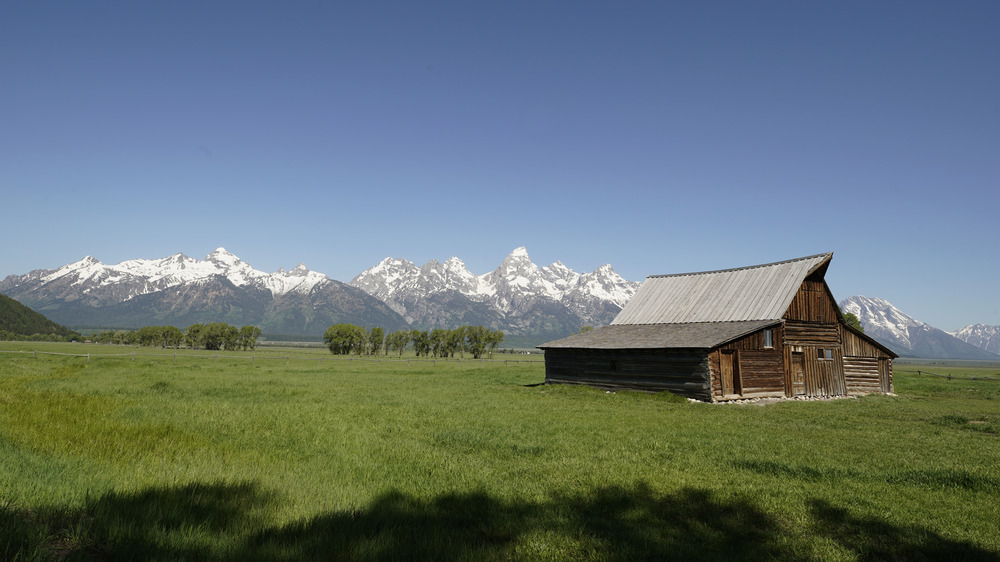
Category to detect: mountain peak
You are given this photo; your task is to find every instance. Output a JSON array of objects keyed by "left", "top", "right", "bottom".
[
  {"left": 206, "top": 247, "right": 241, "bottom": 266},
  {"left": 508, "top": 246, "right": 530, "bottom": 259},
  {"left": 841, "top": 295, "right": 998, "bottom": 360},
  {"left": 65, "top": 255, "right": 102, "bottom": 268}
]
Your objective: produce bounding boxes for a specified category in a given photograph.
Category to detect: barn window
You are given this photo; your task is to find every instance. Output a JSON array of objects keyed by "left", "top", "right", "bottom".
[
  {"left": 763, "top": 329, "right": 773, "bottom": 348},
  {"left": 817, "top": 348, "right": 833, "bottom": 360},
  {"left": 610, "top": 360, "right": 618, "bottom": 371}
]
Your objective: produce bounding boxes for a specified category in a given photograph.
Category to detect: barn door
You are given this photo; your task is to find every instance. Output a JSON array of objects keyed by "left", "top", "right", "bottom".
[
  {"left": 721, "top": 351, "right": 741, "bottom": 397},
  {"left": 791, "top": 351, "right": 806, "bottom": 396}
]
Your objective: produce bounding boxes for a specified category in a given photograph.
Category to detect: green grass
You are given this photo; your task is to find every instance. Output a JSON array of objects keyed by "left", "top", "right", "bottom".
[{"left": 1, "top": 342, "right": 999, "bottom": 560}]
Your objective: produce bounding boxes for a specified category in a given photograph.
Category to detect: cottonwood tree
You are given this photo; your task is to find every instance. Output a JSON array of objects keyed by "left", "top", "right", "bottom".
[
  {"left": 324, "top": 323, "right": 367, "bottom": 355},
  {"left": 386, "top": 330, "right": 410, "bottom": 356},
  {"left": 238, "top": 325, "right": 262, "bottom": 350},
  {"left": 368, "top": 326, "right": 384, "bottom": 356}
]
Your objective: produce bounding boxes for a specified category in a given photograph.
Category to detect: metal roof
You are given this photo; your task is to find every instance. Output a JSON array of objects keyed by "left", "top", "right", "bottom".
[
  {"left": 611, "top": 253, "right": 833, "bottom": 325},
  {"left": 538, "top": 320, "right": 781, "bottom": 350}
]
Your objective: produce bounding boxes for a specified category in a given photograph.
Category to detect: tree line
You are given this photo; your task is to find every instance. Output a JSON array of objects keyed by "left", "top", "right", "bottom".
[
  {"left": 91, "top": 323, "right": 262, "bottom": 351},
  {"left": 324, "top": 324, "right": 505, "bottom": 359}
]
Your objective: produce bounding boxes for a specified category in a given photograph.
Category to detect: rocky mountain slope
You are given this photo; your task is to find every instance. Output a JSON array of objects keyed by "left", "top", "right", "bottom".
[
  {"left": 951, "top": 324, "right": 1000, "bottom": 354},
  {"left": 350, "top": 247, "right": 641, "bottom": 337},
  {"left": 839, "top": 296, "right": 999, "bottom": 360},
  {"left": 0, "top": 248, "right": 407, "bottom": 336}
]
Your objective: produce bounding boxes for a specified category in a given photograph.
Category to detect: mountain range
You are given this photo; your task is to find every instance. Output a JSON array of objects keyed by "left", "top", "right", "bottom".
[
  {"left": 0, "top": 249, "right": 407, "bottom": 337},
  {"left": 3, "top": 248, "right": 999, "bottom": 358},
  {"left": 0, "top": 247, "right": 639, "bottom": 340},
  {"left": 349, "top": 247, "right": 639, "bottom": 337},
  {"left": 839, "top": 296, "right": 999, "bottom": 360}
]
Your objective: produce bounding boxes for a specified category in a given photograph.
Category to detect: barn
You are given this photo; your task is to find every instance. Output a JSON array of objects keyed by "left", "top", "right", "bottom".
[{"left": 538, "top": 253, "right": 896, "bottom": 402}]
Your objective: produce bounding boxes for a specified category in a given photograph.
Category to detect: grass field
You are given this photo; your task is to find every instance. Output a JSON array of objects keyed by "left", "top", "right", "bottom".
[{"left": 1, "top": 342, "right": 999, "bottom": 560}]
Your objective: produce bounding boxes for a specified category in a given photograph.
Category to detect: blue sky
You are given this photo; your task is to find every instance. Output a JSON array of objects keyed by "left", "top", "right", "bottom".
[{"left": 2, "top": 1, "right": 998, "bottom": 331}]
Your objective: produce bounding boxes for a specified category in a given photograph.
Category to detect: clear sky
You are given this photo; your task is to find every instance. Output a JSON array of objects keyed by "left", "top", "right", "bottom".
[{"left": 2, "top": 1, "right": 997, "bottom": 331}]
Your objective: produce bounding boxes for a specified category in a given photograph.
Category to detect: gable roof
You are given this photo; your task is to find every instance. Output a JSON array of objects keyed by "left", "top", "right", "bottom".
[
  {"left": 538, "top": 320, "right": 780, "bottom": 350},
  {"left": 611, "top": 253, "right": 833, "bottom": 325}
]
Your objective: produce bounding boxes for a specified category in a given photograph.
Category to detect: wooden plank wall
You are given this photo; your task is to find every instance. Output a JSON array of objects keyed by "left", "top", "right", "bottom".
[
  {"left": 840, "top": 325, "right": 894, "bottom": 394},
  {"left": 879, "top": 358, "right": 893, "bottom": 394},
  {"left": 840, "top": 325, "right": 889, "bottom": 357},
  {"left": 784, "top": 280, "right": 839, "bottom": 323},
  {"left": 544, "top": 349, "right": 712, "bottom": 401},
  {"left": 844, "top": 357, "right": 881, "bottom": 395},
  {"left": 784, "top": 321, "right": 839, "bottom": 346},
  {"left": 711, "top": 328, "right": 785, "bottom": 400},
  {"left": 781, "top": 344, "right": 846, "bottom": 397}
]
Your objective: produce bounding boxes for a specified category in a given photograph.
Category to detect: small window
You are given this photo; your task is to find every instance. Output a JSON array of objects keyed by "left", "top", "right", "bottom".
[
  {"left": 817, "top": 348, "right": 833, "bottom": 360},
  {"left": 763, "top": 329, "right": 773, "bottom": 349},
  {"left": 609, "top": 360, "right": 618, "bottom": 371}
]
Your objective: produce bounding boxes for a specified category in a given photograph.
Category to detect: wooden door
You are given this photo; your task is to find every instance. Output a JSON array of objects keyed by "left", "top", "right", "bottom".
[
  {"left": 791, "top": 351, "right": 806, "bottom": 396},
  {"left": 721, "top": 351, "right": 741, "bottom": 397}
]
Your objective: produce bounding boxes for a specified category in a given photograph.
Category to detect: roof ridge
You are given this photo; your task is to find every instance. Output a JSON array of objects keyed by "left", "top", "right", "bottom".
[{"left": 646, "top": 252, "right": 832, "bottom": 279}]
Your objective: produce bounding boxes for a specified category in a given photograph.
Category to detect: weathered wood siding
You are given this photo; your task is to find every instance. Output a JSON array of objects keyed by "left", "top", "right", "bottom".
[
  {"left": 780, "top": 280, "right": 848, "bottom": 397},
  {"left": 781, "top": 345, "right": 845, "bottom": 397},
  {"left": 543, "top": 348, "right": 712, "bottom": 401},
  {"left": 839, "top": 325, "right": 894, "bottom": 394},
  {"left": 784, "top": 280, "right": 840, "bottom": 323},
  {"left": 843, "top": 357, "right": 881, "bottom": 395},
  {"left": 783, "top": 321, "right": 839, "bottom": 346},
  {"left": 710, "top": 328, "right": 785, "bottom": 400}
]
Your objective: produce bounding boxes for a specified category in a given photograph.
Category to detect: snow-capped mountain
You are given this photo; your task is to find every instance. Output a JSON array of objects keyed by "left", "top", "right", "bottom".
[
  {"left": 951, "top": 324, "right": 1000, "bottom": 355},
  {"left": 839, "top": 296, "right": 998, "bottom": 360},
  {"left": 0, "top": 248, "right": 406, "bottom": 336},
  {"left": 11, "top": 248, "right": 331, "bottom": 306},
  {"left": 350, "top": 247, "right": 641, "bottom": 336}
]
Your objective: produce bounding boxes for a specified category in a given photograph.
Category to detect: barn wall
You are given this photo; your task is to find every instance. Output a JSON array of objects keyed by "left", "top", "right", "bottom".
[
  {"left": 544, "top": 348, "right": 712, "bottom": 401},
  {"left": 784, "top": 280, "right": 840, "bottom": 324},
  {"left": 710, "top": 328, "right": 785, "bottom": 400},
  {"left": 839, "top": 325, "right": 894, "bottom": 394}
]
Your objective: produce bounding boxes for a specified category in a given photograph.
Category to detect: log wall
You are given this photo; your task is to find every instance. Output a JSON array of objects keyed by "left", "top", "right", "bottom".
[{"left": 544, "top": 348, "right": 712, "bottom": 401}]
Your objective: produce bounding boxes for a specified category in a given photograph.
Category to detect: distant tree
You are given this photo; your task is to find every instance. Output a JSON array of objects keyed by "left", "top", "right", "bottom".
[
  {"left": 238, "top": 325, "right": 262, "bottom": 351},
  {"left": 465, "top": 325, "right": 488, "bottom": 359},
  {"left": 386, "top": 330, "right": 410, "bottom": 356},
  {"left": 185, "top": 324, "right": 204, "bottom": 349},
  {"left": 368, "top": 326, "right": 384, "bottom": 356},
  {"left": 448, "top": 326, "right": 467, "bottom": 358},
  {"left": 411, "top": 329, "right": 431, "bottom": 357},
  {"left": 844, "top": 312, "right": 864, "bottom": 333},
  {"left": 161, "top": 326, "right": 184, "bottom": 348},
  {"left": 325, "top": 323, "right": 367, "bottom": 355},
  {"left": 577, "top": 326, "right": 594, "bottom": 334},
  {"left": 486, "top": 329, "right": 505, "bottom": 358},
  {"left": 430, "top": 328, "right": 448, "bottom": 357}
]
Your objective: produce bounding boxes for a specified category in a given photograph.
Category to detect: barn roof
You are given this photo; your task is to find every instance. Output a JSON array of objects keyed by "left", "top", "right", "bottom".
[
  {"left": 611, "top": 253, "right": 833, "bottom": 325},
  {"left": 538, "top": 320, "right": 780, "bottom": 350}
]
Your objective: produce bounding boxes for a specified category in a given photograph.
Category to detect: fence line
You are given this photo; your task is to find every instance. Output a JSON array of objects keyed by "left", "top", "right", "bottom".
[
  {"left": 0, "top": 349, "right": 543, "bottom": 366},
  {"left": 896, "top": 369, "right": 1000, "bottom": 382}
]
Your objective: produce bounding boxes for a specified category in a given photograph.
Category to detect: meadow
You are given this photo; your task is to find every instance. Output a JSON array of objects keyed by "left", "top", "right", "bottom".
[{"left": 1, "top": 342, "right": 998, "bottom": 561}]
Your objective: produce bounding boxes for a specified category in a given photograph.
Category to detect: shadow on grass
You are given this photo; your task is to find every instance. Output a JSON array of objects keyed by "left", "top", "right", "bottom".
[
  {"left": 2, "top": 481, "right": 998, "bottom": 561},
  {"left": 733, "top": 459, "right": 1000, "bottom": 493},
  {"left": 808, "top": 498, "right": 999, "bottom": 562}
]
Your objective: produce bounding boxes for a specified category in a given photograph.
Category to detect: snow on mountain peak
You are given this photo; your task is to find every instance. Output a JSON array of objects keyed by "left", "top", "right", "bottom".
[
  {"left": 951, "top": 323, "right": 1000, "bottom": 354},
  {"left": 840, "top": 295, "right": 926, "bottom": 349},
  {"left": 509, "top": 246, "right": 530, "bottom": 258},
  {"left": 206, "top": 247, "right": 240, "bottom": 265}
]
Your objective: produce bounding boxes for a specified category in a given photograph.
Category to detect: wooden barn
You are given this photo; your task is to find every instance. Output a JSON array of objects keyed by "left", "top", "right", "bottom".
[{"left": 538, "top": 253, "right": 896, "bottom": 402}]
